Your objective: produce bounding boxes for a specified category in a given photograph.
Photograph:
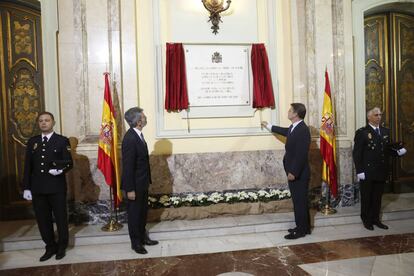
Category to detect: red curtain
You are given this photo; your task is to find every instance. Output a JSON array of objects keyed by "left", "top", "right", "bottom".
[
  {"left": 165, "top": 43, "right": 189, "bottom": 111},
  {"left": 251, "top": 44, "right": 275, "bottom": 108}
]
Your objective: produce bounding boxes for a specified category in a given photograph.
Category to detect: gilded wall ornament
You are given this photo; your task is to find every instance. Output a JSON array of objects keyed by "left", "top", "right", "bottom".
[
  {"left": 11, "top": 69, "right": 39, "bottom": 137},
  {"left": 13, "top": 21, "right": 32, "bottom": 55}
]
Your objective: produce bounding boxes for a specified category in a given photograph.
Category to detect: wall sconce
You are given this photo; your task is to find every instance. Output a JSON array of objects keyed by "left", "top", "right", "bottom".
[{"left": 202, "top": 0, "right": 232, "bottom": 35}]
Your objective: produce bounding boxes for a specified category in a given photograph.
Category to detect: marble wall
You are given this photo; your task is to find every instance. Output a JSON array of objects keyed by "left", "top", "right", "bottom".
[
  {"left": 66, "top": 146, "right": 355, "bottom": 202},
  {"left": 291, "top": 0, "right": 349, "bottom": 136},
  {"left": 66, "top": 146, "right": 355, "bottom": 223},
  {"left": 57, "top": 0, "right": 137, "bottom": 138},
  {"left": 53, "top": 0, "right": 358, "bottom": 223},
  {"left": 289, "top": 0, "right": 357, "bottom": 207}
]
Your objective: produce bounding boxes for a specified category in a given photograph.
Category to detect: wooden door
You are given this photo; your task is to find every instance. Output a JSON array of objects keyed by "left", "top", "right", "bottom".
[
  {"left": 0, "top": 1, "right": 44, "bottom": 219},
  {"left": 365, "top": 12, "right": 414, "bottom": 192},
  {"left": 391, "top": 13, "right": 414, "bottom": 192}
]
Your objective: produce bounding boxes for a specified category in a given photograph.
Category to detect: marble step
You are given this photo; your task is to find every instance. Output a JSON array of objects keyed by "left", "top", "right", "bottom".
[{"left": 1, "top": 201, "right": 414, "bottom": 252}]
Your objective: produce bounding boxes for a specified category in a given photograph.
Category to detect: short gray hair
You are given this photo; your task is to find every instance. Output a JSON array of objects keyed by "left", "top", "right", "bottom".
[
  {"left": 366, "top": 107, "right": 381, "bottom": 118},
  {"left": 124, "top": 107, "right": 143, "bottom": 128}
]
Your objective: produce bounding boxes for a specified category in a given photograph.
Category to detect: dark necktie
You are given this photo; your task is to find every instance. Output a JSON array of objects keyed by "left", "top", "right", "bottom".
[
  {"left": 140, "top": 133, "right": 146, "bottom": 143},
  {"left": 43, "top": 136, "right": 48, "bottom": 143},
  {"left": 288, "top": 125, "right": 293, "bottom": 135},
  {"left": 375, "top": 128, "right": 380, "bottom": 136}
]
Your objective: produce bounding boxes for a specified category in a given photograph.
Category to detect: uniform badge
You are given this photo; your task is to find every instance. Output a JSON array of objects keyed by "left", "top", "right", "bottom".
[
  {"left": 368, "top": 133, "right": 372, "bottom": 139},
  {"left": 33, "top": 143, "right": 38, "bottom": 150}
]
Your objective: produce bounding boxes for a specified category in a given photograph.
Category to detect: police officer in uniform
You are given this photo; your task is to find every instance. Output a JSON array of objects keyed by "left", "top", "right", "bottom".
[
  {"left": 22, "top": 111, "right": 73, "bottom": 261},
  {"left": 353, "top": 107, "right": 407, "bottom": 231}
]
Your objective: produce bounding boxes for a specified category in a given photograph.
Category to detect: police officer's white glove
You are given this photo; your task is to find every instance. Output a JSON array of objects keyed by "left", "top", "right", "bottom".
[
  {"left": 397, "top": 148, "right": 407, "bottom": 156},
  {"left": 23, "top": 190, "right": 32, "bottom": 201},
  {"left": 357, "top": 172, "right": 365, "bottom": 181},
  {"left": 48, "top": 169, "right": 63, "bottom": 176}
]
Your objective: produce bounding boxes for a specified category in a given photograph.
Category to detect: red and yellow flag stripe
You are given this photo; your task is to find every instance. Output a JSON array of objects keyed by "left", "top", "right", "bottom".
[
  {"left": 320, "top": 70, "right": 338, "bottom": 197},
  {"left": 97, "top": 73, "right": 122, "bottom": 206}
]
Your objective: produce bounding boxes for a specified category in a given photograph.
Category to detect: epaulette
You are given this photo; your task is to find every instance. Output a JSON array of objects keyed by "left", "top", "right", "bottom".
[{"left": 356, "top": 127, "right": 366, "bottom": 134}]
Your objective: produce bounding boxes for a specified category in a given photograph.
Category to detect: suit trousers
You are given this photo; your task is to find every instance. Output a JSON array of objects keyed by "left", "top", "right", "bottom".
[
  {"left": 288, "top": 178, "right": 310, "bottom": 234},
  {"left": 32, "top": 193, "right": 68, "bottom": 251},
  {"left": 127, "top": 190, "right": 149, "bottom": 247},
  {"left": 359, "top": 179, "right": 385, "bottom": 224}
]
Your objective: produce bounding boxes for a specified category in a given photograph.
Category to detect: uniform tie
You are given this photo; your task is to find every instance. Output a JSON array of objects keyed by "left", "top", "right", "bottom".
[
  {"left": 375, "top": 128, "right": 380, "bottom": 136},
  {"left": 43, "top": 136, "right": 48, "bottom": 143}
]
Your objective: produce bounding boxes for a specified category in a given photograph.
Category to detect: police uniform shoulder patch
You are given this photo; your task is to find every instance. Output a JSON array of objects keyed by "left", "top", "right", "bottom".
[{"left": 355, "top": 127, "right": 364, "bottom": 135}]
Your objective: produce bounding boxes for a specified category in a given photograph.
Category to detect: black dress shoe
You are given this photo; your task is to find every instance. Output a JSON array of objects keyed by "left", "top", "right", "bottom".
[
  {"left": 143, "top": 237, "right": 159, "bottom": 246},
  {"left": 132, "top": 244, "right": 148, "bottom": 254},
  {"left": 288, "top": 228, "right": 311, "bottom": 234},
  {"left": 39, "top": 250, "right": 57, "bottom": 262},
  {"left": 55, "top": 249, "right": 66, "bottom": 260},
  {"left": 373, "top": 222, "right": 389, "bottom": 230},
  {"left": 363, "top": 222, "right": 374, "bottom": 231},
  {"left": 284, "top": 231, "right": 306, "bottom": 240}
]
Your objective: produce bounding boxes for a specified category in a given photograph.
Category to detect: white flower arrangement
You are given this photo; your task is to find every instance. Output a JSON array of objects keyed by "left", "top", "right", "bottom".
[{"left": 148, "top": 188, "right": 291, "bottom": 209}]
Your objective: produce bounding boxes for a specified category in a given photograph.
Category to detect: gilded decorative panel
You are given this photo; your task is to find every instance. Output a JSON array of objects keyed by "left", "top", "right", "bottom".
[
  {"left": 7, "top": 11, "right": 37, "bottom": 69},
  {"left": 365, "top": 21, "right": 381, "bottom": 62},
  {"left": 364, "top": 15, "right": 388, "bottom": 125},
  {"left": 365, "top": 66, "right": 384, "bottom": 111},
  {"left": 10, "top": 67, "right": 40, "bottom": 138},
  {"left": 0, "top": 2, "right": 44, "bottom": 218},
  {"left": 394, "top": 14, "right": 414, "bottom": 175}
]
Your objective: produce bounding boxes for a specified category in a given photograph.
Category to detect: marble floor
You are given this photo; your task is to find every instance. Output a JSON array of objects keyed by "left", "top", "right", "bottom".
[
  {"left": 1, "top": 193, "right": 414, "bottom": 275},
  {"left": 1, "top": 233, "right": 413, "bottom": 275}
]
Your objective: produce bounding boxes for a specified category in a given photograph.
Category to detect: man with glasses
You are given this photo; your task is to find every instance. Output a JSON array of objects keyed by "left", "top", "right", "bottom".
[{"left": 353, "top": 107, "right": 407, "bottom": 231}]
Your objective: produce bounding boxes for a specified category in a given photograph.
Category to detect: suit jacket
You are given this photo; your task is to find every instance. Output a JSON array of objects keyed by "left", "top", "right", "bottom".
[
  {"left": 121, "top": 128, "right": 152, "bottom": 192},
  {"left": 271, "top": 121, "right": 311, "bottom": 180},
  {"left": 23, "top": 133, "right": 73, "bottom": 194},
  {"left": 353, "top": 125, "right": 394, "bottom": 181}
]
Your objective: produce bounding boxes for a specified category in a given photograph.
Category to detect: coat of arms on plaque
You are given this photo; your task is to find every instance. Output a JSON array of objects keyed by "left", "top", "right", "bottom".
[{"left": 212, "top": 52, "right": 222, "bottom": 63}]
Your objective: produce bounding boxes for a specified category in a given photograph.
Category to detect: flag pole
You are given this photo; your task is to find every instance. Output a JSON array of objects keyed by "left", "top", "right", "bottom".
[
  {"left": 259, "top": 109, "right": 263, "bottom": 130},
  {"left": 320, "top": 68, "right": 337, "bottom": 216},
  {"left": 320, "top": 182, "right": 337, "bottom": 215},
  {"left": 100, "top": 72, "right": 123, "bottom": 232},
  {"left": 101, "top": 187, "right": 123, "bottom": 231},
  {"left": 186, "top": 109, "right": 190, "bottom": 133}
]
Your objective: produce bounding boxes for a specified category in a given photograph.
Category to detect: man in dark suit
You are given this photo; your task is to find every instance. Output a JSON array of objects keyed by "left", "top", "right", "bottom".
[
  {"left": 22, "top": 111, "right": 73, "bottom": 261},
  {"left": 261, "top": 103, "right": 311, "bottom": 239},
  {"left": 122, "top": 107, "right": 158, "bottom": 254},
  {"left": 353, "top": 107, "right": 407, "bottom": 231}
]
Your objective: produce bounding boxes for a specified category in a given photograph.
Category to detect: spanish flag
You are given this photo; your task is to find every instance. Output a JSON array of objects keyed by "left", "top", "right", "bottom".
[
  {"left": 98, "top": 73, "right": 122, "bottom": 206},
  {"left": 320, "top": 70, "right": 338, "bottom": 198}
]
